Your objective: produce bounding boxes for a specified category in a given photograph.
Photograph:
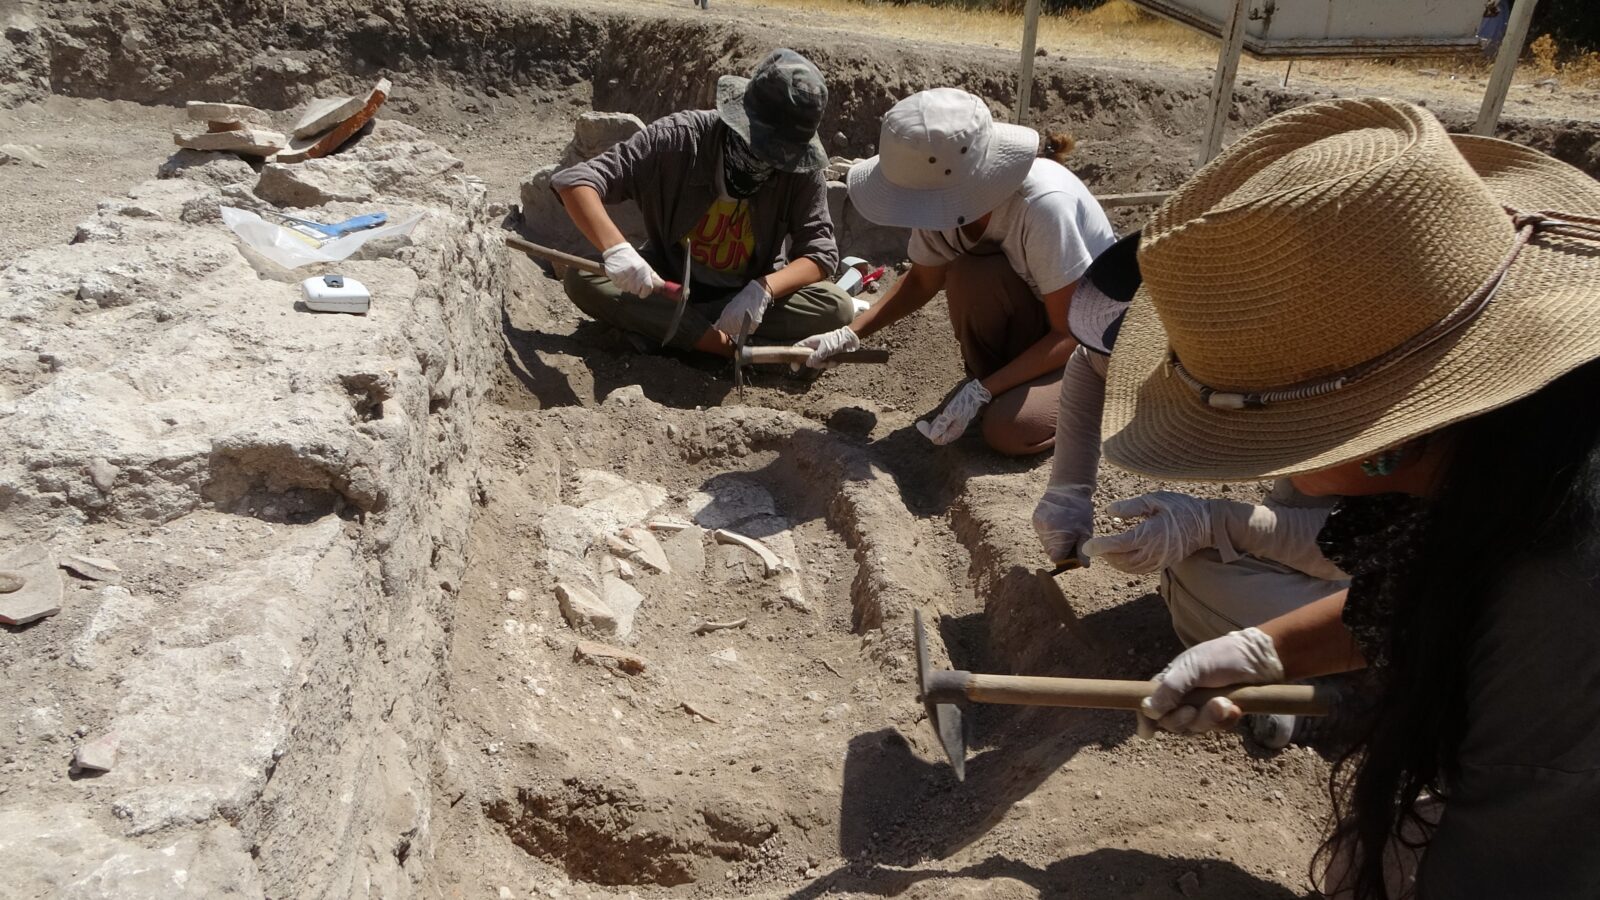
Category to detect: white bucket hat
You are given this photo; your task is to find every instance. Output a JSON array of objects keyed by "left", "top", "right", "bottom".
[{"left": 847, "top": 88, "right": 1039, "bottom": 231}]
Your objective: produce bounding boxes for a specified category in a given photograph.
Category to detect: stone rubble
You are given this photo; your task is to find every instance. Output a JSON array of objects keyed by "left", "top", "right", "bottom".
[
  {"left": 60, "top": 554, "right": 122, "bottom": 583},
  {"left": 70, "top": 733, "right": 118, "bottom": 774},
  {"left": 0, "top": 142, "right": 47, "bottom": 168},
  {"left": 0, "top": 114, "right": 502, "bottom": 897},
  {"left": 0, "top": 545, "right": 62, "bottom": 626}
]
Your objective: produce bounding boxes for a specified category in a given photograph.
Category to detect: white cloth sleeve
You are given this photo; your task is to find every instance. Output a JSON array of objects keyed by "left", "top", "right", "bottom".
[
  {"left": 1046, "top": 346, "right": 1108, "bottom": 492},
  {"left": 1210, "top": 500, "right": 1349, "bottom": 581}
]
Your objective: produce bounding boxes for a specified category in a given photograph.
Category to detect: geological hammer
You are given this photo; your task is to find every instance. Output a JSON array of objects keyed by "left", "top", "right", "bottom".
[
  {"left": 505, "top": 236, "right": 684, "bottom": 302},
  {"left": 731, "top": 345, "right": 890, "bottom": 399},
  {"left": 912, "top": 610, "right": 1332, "bottom": 781}
]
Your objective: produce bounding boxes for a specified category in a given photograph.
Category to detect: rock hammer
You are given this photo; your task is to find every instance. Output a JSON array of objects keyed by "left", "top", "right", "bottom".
[
  {"left": 731, "top": 345, "right": 890, "bottom": 399},
  {"left": 912, "top": 609, "right": 1333, "bottom": 781},
  {"left": 505, "top": 236, "right": 685, "bottom": 302}
]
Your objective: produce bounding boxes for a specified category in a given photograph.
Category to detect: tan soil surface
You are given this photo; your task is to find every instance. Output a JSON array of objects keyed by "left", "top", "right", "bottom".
[{"left": 4, "top": 0, "right": 1598, "bottom": 897}]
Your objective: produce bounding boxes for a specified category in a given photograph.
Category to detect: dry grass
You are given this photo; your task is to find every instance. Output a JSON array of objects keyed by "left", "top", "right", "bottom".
[{"left": 738, "top": 0, "right": 1600, "bottom": 92}]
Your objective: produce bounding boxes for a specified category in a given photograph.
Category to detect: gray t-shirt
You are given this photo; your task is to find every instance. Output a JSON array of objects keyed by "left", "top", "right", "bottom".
[{"left": 908, "top": 158, "right": 1116, "bottom": 296}]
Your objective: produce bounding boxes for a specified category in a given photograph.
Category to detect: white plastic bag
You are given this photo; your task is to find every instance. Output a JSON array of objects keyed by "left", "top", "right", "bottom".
[{"left": 220, "top": 207, "right": 424, "bottom": 269}]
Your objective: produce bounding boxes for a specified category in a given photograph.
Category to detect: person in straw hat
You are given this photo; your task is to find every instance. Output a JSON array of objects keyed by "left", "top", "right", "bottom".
[
  {"left": 553, "top": 49, "right": 855, "bottom": 357},
  {"left": 1098, "top": 96, "right": 1600, "bottom": 897},
  {"left": 792, "top": 87, "right": 1115, "bottom": 455},
  {"left": 1032, "top": 231, "right": 1351, "bottom": 749}
]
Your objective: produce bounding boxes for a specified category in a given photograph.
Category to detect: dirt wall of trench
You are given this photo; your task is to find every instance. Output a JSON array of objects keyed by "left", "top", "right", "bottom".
[{"left": 10, "top": 0, "right": 1600, "bottom": 185}]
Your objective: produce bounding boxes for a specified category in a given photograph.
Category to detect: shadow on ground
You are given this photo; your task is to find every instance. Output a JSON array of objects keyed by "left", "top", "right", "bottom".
[{"left": 786, "top": 849, "right": 1309, "bottom": 899}]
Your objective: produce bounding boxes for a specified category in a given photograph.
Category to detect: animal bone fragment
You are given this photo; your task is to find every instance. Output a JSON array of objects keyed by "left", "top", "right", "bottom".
[
  {"left": 573, "top": 640, "right": 650, "bottom": 675},
  {"left": 647, "top": 518, "right": 694, "bottom": 532},
  {"left": 691, "top": 617, "right": 748, "bottom": 635},
  {"left": 712, "top": 529, "right": 792, "bottom": 577},
  {"left": 679, "top": 699, "right": 719, "bottom": 724}
]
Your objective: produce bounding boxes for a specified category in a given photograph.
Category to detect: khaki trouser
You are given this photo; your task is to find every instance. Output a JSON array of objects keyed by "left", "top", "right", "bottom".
[
  {"left": 943, "top": 253, "right": 1061, "bottom": 456},
  {"left": 1160, "top": 549, "right": 1350, "bottom": 647},
  {"left": 562, "top": 269, "right": 854, "bottom": 353}
]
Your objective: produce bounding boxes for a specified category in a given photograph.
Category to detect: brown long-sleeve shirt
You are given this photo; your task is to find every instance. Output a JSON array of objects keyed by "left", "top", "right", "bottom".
[{"left": 550, "top": 109, "right": 839, "bottom": 280}]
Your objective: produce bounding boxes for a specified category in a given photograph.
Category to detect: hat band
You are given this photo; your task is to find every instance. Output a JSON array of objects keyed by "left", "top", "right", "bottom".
[{"left": 1169, "top": 208, "right": 1600, "bottom": 411}]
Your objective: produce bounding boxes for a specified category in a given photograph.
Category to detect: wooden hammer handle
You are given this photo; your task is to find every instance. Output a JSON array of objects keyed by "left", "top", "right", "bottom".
[
  {"left": 505, "top": 236, "right": 683, "bottom": 301},
  {"left": 959, "top": 673, "right": 1330, "bottom": 716},
  {"left": 740, "top": 347, "right": 891, "bottom": 365}
]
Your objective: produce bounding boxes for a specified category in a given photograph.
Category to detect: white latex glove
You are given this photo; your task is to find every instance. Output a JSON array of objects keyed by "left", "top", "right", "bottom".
[
  {"left": 916, "top": 379, "right": 992, "bottom": 445},
  {"left": 1032, "top": 484, "right": 1094, "bottom": 568},
  {"left": 1141, "top": 627, "right": 1285, "bottom": 733},
  {"left": 1080, "top": 491, "right": 1214, "bottom": 574},
  {"left": 602, "top": 242, "right": 665, "bottom": 297},
  {"left": 793, "top": 325, "right": 860, "bottom": 370},
  {"left": 715, "top": 279, "right": 773, "bottom": 342}
]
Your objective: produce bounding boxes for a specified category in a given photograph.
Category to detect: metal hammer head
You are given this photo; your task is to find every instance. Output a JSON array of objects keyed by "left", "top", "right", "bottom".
[{"left": 913, "top": 609, "right": 967, "bottom": 781}]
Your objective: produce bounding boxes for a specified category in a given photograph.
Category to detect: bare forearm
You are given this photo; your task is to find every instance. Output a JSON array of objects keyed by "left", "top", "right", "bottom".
[
  {"left": 1257, "top": 590, "right": 1366, "bottom": 679},
  {"left": 558, "top": 185, "right": 627, "bottom": 253},
  {"left": 980, "top": 330, "right": 1075, "bottom": 398},
  {"left": 762, "top": 257, "right": 826, "bottom": 299}
]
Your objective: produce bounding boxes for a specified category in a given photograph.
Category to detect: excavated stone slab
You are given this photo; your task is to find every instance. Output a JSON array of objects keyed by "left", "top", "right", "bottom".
[
  {"left": 556, "top": 581, "right": 616, "bottom": 635},
  {"left": 61, "top": 554, "right": 122, "bottom": 583},
  {"left": 173, "top": 127, "right": 287, "bottom": 157},
  {"left": 271, "top": 77, "right": 390, "bottom": 164},
  {"left": 0, "top": 544, "right": 61, "bottom": 625},
  {"left": 185, "top": 101, "right": 271, "bottom": 126},
  {"left": 292, "top": 94, "right": 365, "bottom": 140}
]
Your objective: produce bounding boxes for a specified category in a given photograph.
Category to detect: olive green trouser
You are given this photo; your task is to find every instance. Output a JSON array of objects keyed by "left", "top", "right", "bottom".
[{"left": 562, "top": 269, "right": 855, "bottom": 352}]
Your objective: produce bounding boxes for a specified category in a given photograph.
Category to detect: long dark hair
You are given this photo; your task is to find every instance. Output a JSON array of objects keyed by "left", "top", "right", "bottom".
[{"left": 1318, "top": 357, "right": 1600, "bottom": 899}]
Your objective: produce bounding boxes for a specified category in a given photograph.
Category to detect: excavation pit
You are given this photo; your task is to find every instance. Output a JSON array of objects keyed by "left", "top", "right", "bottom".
[
  {"left": 443, "top": 387, "right": 976, "bottom": 893},
  {"left": 5, "top": 1, "right": 1599, "bottom": 897}
]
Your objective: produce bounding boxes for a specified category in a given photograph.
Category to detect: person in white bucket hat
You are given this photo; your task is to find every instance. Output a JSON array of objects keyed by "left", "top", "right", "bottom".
[{"left": 793, "top": 88, "right": 1115, "bottom": 455}]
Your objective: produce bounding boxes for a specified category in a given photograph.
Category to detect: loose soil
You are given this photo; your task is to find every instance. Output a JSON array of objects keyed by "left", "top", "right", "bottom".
[{"left": 6, "top": 0, "right": 1600, "bottom": 897}]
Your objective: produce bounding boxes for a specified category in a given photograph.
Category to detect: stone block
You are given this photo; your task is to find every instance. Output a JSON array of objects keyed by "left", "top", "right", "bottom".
[
  {"left": 61, "top": 554, "right": 122, "bottom": 583},
  {"left": 619, "top": 525, "right": 670, "bottom": 574},
  {"left": 255, "top": 160, "right": 377, "bottom": 207},
  {"left": 600, "top": 574, "right": 644, "bottom": 639},
  {"left": 292, "top": 95, "right": 365, "bottom": 140},
  {"left": 71, "top": 733, "right": 118, "bottom": 774},
  {"left": 0, "top": 544, "right": 61, "bottom": 626},
  {"left": 565, "top": 111, "right": 646, "bottom": 165},
  {"left": 827, "top": 180, "right": 913, "bottom": 267},
  {"left": 0, "top": 143, "right": 46, "bottom": 168},
  {"left": 174, "top": 127, "right": 287, "bottom": 157},
  {"left": 185, "top": 101, "right": 271, "bottom": 127},
  {"left": 556, "top": 581, "right": 617, "bottom": 635},
  {"left": 659, "top": 525, "right": 707, "bottom": 577}
]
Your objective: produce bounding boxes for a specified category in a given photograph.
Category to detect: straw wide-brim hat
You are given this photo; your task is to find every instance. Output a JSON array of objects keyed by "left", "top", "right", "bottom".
[
  {"left": 1102, "top": 97, "right": 1600, "bottom": 481},
  {"left": 848, "top": 88, "right": 1040, "bottom": 231}
]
